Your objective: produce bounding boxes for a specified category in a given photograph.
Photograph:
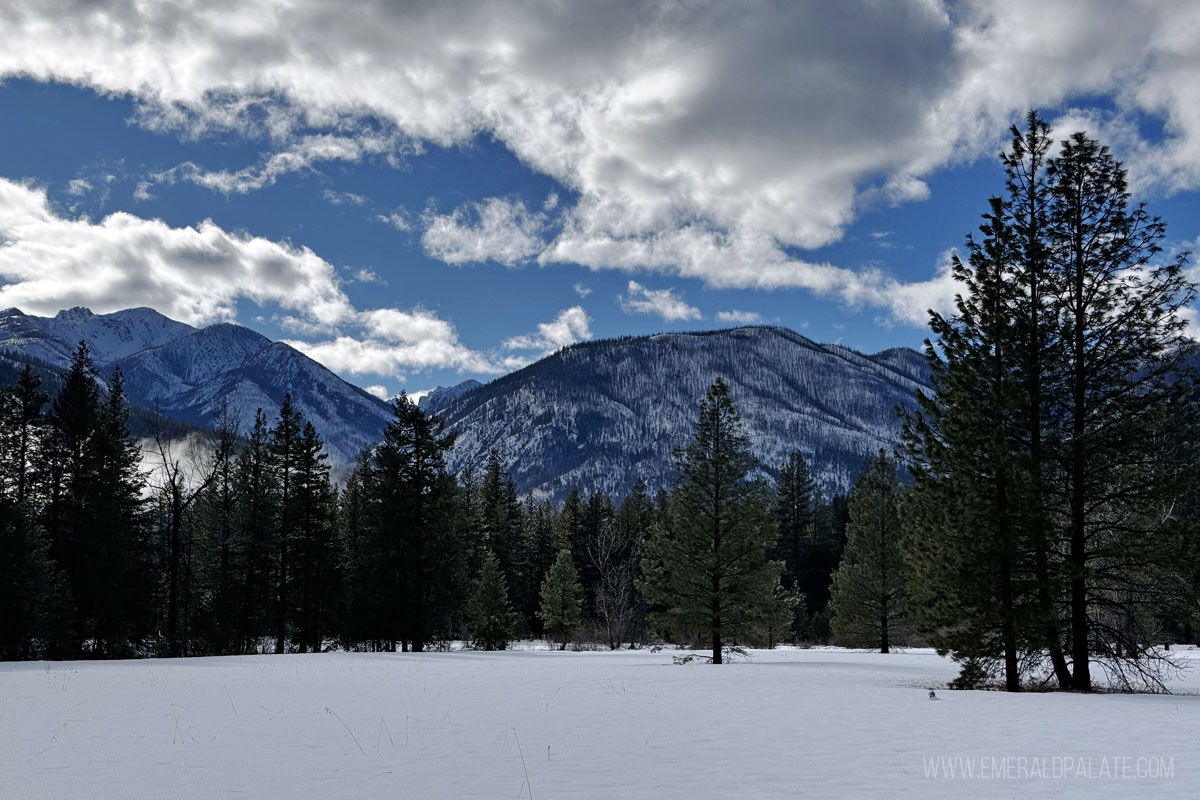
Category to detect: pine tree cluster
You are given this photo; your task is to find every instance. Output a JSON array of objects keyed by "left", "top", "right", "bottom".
[
  {"left": 902, "top": 112, "right": 1200, "bottom": 692},
  {"left": 0, "top": 357, "right": 854, "bottom": 659}
]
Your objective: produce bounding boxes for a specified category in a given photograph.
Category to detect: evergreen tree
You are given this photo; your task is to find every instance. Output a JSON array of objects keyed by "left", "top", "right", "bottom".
[
  {"left": 555, "top": 487, "right": 585, "bottom": 568},
  {"left": 1047, "top": 130, "right": 1197, "bottom": 690},
  {"left": 292, "top": 421, "right": 338, "bottom": 653},
  {"left": 829, "top": 452, "right": 909, "bottom": 652},
  {"left": 0, "top": 498, "right": 63, "bottom": 660},
  {"left": 1004, "top": 112, "right": 1073, "bottom": 689},
  {"left": 902, "top": 193, "right": 1031, "bottom": 689},
  {"left": 235, "top": 409, "right": 277, "bottom": 652},
  {"left": 90, "top": 366, "right": 153, "bottom": 655},
  {"left": 480, "top": 451, "right": 525, "bottom": 626},
  {"left": 360, "top": 394, "right": 457, "bottom": 651},
  {"left": 538, "top": 549, "right": 583, "bottom": 649},
  {"left": 613, "top": 480, "right": 655, "bottom": 645},
  {"left": 269, "top": 394, "right": 303, "bottom": 653},
  {"left": 904, "top": 113, "right": 1199, "bottom": 691},
  {"left": 43, "top": 341, "right": 100, "bottom": 653},
  {"left": 763, "top": 585, "right": 803, "bottom": 649},
  {"left": 520, "top": 496, "right": 557, "bottom": 636},
  {"left": 776, "top": 450, "right": 814, "bottom": 591},
  {"left": 337, "top": 451, "right": 372, "bottom": 648},
  {"left": 0, "top": 363, "right": 47, "bottom": 504},
  {"left": 639, "top": 378, "right": 781, "bottom": 664},
  {"left": 468, "top": 549, "right": 517, "bottom": 650}
]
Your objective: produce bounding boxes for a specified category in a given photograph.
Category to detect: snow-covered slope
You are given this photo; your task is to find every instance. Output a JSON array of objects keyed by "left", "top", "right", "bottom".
[
  {"left": 0, "top": 306, "right": 196, "bottom": 366},
  {"left": 436, "top": 326, "right": 930, "bottom": 500},
  {"left": 1, "top": 309, "right": 932, "bottom": 487},
  {"left": 0, "top": 307, "right": 393, "bottom": 464},
  {"left": 418, "top": 379, "right": 483, "bottom": 415},
  {"left": 120, "top": 331, "right": 394, "bottom": 463}
]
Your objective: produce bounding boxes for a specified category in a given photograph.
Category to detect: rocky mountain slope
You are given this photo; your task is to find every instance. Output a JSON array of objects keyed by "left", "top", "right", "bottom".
[
  {"left": 432, "top": 326, "right": 930, "bottom": 500},
  {"left": 0, "top": 307, "right": 392, "bottom": 464},
  {"left": 1, "top": 309, "right": 931, "bottom": 493}
]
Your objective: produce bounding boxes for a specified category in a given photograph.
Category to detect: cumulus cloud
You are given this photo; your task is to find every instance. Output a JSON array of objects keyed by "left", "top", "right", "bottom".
[
  {"left": 503, "top": 306, "right": 592, "bottom": 352},
  {"left": 421, "top": 197, "right": 547, "bottom": 267},
  {"left": 289, "top": 305, "right": 591, "bottom": 377},
  {"left": 4, "top": 1, "right": 1200, "bottom": 323},
  {"left": 618, "top": 281, "right": 701, "bottom": 322},
  {"left": 0, "top": 178, "right": 354, "bottom": 327},
  {"left": 573, "top": 282, "right": 592, "bottom": 298},
  {"left": 363, "top": 384, "right": 390, "bottom": 400},
  {"left": 283, "top": 307, "right": 501, "bottom": 375},
  {"left": 716, "top": 310, "right": 762, "bottom": 325},
  {"left": 0, "top": 177, "right": 515, "bottom": 377}
]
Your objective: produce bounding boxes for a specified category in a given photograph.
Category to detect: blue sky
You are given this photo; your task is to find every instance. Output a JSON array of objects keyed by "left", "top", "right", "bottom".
[{"left": 2, "top": 1, "right": 1200, "bottom": 399}]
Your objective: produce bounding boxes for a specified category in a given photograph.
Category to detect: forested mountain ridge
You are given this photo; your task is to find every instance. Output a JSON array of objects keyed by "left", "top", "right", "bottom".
[
  {"left": 0, "top": 306, "right": 392, "bottom": 464},
  {"left": 1, "top": 308, "right": 930, "bottom": 487},
  {"left": 435, "top": 326, "right": 930, "bottom": 501}
]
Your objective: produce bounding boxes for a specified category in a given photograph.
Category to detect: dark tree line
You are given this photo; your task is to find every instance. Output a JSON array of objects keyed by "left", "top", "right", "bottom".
[{"left": 1, "top": 353, "right": 856, "bottom": 660}]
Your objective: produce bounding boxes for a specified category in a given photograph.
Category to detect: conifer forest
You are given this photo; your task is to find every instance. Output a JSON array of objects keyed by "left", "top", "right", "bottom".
[{"left": 3, "top": 112, "right": 1200, "bottom": 700}]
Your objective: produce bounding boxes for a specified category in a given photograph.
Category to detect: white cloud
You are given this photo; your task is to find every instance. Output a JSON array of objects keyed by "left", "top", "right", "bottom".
[
  {"left": 421, "top": 197, "right": 546, "bottom": 267},
  {"left": 133, "top": 181, "right": 153, "bottom": 201},
  {"left": 363, "top": 384, "right": 390, "bottom": 400},
  {"left": 352, "top": 267, "right": 383, "bottom": 284},
  {"left": 285, "top": 306, "right": 500, "bottom": 376},
  {"left": 287, "top": 305, "right": 592, "bottom": 377},
  {"left": 154, "top": 132, "right": 406, "bottom": 195},
  {"left": 0, "top": 178, "right": 354, "bottom": 327},
  {"left": 573, "top": 282, "right": 592, "bottom": 298},
  {"left": 66, "top": 179, "right": 92, "bottom": 197},
  {"left": 716, "top": 309, "right": 762, "bottom": 325},
  {"left": 618, "top": 281, "right": 701, "bottom": 322},
  {"left": 407, "top": 388, "right": 433, "bottom": 405},
  {"left": 5, "top": 1, "right": 1200, "bottom": 324},
  {"left": 375, "top": 210, "right": 412, "bottom": 232},
  {"left": 0, "top": 176, "right": 512, "bottom": 376},
  {"left": 323, "top": 189, "right": 366, "bottom": 206},
  {"left": 503, "top": 306, "right": 592, "bottom": 352}
]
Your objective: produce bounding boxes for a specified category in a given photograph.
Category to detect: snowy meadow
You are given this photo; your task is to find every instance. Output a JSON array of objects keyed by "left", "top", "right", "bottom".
[{"left": 3, "top": 646, "right": 1198, "bottom": 799}]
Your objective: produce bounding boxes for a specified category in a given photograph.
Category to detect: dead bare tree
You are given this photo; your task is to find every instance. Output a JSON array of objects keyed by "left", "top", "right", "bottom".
[
  {"left": 145, "top": 416, "right": 219, "bottom": 657},
  {"left": 588, "top": 517, "right": 636, "bottom": 649}
]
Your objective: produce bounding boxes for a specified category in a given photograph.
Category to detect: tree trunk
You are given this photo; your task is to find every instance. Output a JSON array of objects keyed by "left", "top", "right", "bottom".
[
  {"left": 995, "top": 466, "right": 1020, "bottom": 691},
  {"left": 880, "top": 601, "right": 889, "bottom": 654},
  {"left": 1068, "top": 248, "right": 1091, "bottom": 691}
]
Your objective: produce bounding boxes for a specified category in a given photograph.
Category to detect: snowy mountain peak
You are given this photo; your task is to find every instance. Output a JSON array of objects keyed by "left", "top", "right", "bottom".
[
  {"left": 55, "top": 306, "right": 94, "bottom": 321},
  {"left": 419, "top": 379, "right": 484, "bottom": 414},
  {"left": 0, "top": 305, "right": 393, "bottom": 466}
]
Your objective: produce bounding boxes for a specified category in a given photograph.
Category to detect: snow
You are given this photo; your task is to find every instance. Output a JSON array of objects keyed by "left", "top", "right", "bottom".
[{"left": 3, "top": 647, "right": 1198, "bottom": 799}]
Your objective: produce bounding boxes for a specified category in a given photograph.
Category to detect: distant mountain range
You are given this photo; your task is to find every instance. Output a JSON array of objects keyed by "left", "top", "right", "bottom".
[
  {"left": 429, "top": 327, "right": 930, "bottom": 500},
  {"left": 0, "top": 307, "right": 930, "bottom": 497},
  {"left": 0, "top": 306, "right": 392, "bottom": 464}
]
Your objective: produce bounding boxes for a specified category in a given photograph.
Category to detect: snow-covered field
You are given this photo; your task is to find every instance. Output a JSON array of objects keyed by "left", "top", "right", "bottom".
[{"left": 3, "top": 647, "right": 1199, "bottom": 799}]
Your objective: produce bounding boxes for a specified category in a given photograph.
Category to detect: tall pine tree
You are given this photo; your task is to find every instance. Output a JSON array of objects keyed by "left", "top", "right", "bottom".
[{"left": 639, "top": 378, "right": 781, "bottom": 664}]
